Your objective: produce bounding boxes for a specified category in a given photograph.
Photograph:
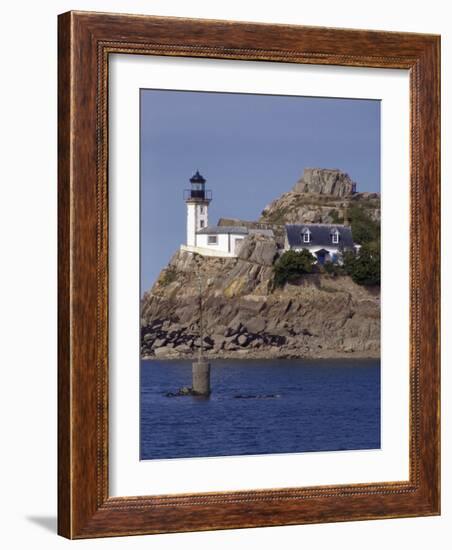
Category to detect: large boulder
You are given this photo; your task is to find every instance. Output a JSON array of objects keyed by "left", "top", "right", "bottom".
[
  {"left": 237, "top": 234, "right": 278, "bottom": 266},
  {"left": 293, "top": 168, "right": 356, "bottom": 197}
]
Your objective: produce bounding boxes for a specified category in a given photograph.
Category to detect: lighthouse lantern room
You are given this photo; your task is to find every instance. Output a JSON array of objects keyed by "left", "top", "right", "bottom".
[{"left": 184, "top": 171, "right": 212, "bottom": 246}]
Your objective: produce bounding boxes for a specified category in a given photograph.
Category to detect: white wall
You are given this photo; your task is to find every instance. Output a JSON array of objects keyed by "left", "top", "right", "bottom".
[
  {"left": 181, "top": 244, "right": 236, "bottom": 258},
  {"left": 196, "top": 232, "right": 245, "bottom": 255},
  {"left": 197, "top": 232, "right": 231, "bottom": 252},
  {"left": 0, "top": 1, "right": 450, "bottom": 549},
  {"left": 289, "top": 245, "right": 341, "bottom": 255},
  {"left": 198, "top": 203, "right": 209, "bottom": 229},
  {"left": 186, "top": 202, "right": 209, "bottom": 246},
  {"left": 186, "top": 202, "right": 196, "bottom": 246}
]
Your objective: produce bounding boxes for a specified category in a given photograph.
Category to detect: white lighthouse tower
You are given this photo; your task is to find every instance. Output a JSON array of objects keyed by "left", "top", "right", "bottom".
[{"left": 185, "top": 171, "right": 212, "bottom": 246}]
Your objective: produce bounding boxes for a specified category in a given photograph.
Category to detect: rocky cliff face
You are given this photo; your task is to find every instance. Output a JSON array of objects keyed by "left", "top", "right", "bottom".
[
  {"left": 293, "top": 168, "right": 356, "bottom": 196},
  {"left": 141, "top": 234, "right": 380, "bottom": 360},
  {"left": 260, "top": 169, "right": 380, "bottom": 226}
]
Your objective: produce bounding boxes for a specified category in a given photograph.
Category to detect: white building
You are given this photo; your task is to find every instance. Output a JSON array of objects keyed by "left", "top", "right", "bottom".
[
  {"left": 181, "top": 171, "right": 273, "bottom": 258},
  {"left": 195, "top": 225, "right": 248, "bottom": 256},
  {"left": 184, "top": 170, "right": 211, "bottom": 247},
  {"left": 284, "top": 223, "right": 356, "bottom": 264}
]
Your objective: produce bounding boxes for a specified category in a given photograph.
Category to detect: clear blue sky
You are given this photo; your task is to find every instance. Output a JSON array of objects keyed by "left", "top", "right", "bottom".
[{"left": 140, "top": 89, "right": 380, "bottom": 292}]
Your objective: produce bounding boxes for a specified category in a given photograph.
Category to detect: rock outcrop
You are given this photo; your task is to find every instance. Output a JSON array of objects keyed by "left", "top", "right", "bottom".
[
  {"left": 259, "top": 190, "right": 380, "bottom": 226},
  {"left": 293, "top": 168, "right": 356, "bottom": 197},
  {"left": 260, "top": 169, "right": 380, "bottom": 226},
  {"left": 237, "top": 233, "right": 278, "bottom": 266}
]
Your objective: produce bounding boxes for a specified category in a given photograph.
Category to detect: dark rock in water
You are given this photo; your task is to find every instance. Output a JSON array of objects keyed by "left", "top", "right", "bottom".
[
  {"left": 165, "top": 386, "right": 210, "bottom": 398},
  {"left": 165, "top": 386, "right": 192, "bottom": 397}
]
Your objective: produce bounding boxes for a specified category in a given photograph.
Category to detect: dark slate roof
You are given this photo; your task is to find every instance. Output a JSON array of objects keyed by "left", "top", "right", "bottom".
[
  {"left": 197, "top": 225, "right": 249, "bottom": 235},
  {"left": 190, "top": 170, "right": 206, "bottom": 184},
  {"left": 197, "top": 226, "right": 275, "bottom": 237},
  {"left": 285, "top": 224, "right": 355, "bottom": 249},
  {"left": 249, "top": 229, "right": 274, "bottom": 237}
]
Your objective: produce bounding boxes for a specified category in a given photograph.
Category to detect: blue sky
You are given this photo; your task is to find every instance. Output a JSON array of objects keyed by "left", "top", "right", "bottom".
[{"left": 140, "top": 90, "right": 380, "bottom": 292}]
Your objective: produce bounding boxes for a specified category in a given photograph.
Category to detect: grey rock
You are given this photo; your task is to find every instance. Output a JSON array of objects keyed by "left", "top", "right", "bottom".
[
  {"left": 224, "top": 341, "right": 239, "bottom": 351},
  {"left": 154, "top": 347, "right": 173, "bottom": 357},
  {"left": 174, "top": 344, "right": 191, "bottom": 353},
  {"left": 237, "top": 234, "right": 278, "bottom": 266},
  {"left": 249, "top": 338, "right": 262, "bottom": 348},
  {"left": 237, "top": 334, "right": 248, "bottom": 346},
  {"left": 245, "top": 317, "right": 266, "bottom": 334},
  {"left": 293, "top": 168, "right": 356, "bottom": 197},
  {"left": 153, "top": 338, "right": 166, "bottom": 348}
]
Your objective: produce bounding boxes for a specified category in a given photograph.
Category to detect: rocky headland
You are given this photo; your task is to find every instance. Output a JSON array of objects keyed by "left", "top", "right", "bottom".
[{"left": 141, "top": 168, "right": 380, "bottom": 360}]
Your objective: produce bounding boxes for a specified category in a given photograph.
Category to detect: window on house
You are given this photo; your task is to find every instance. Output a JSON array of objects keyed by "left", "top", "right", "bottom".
[
  {"left": 200, "top": 220, "right": 205, "bottom": 228},
  {"left": 302, "top": 230, "right": 311, "bottom": 243},
  {"left": 207, "top": 235, "right": 218, "bottom": 245},
  {"left": 332, "top": 231, "right": 339, "bottom": 244},
  {"left": 200, "top": 206, "right": 204, "bottom": 213}
]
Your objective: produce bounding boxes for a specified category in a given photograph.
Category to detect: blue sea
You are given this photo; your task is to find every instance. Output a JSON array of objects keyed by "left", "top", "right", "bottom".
[{"left": 140, "top": 358, "right": 380, "bottom": 460}]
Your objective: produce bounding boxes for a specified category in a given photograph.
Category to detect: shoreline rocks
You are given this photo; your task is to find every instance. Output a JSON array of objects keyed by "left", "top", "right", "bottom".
[
  {"left": 141, "top": 263, "right": 380, "bottom": 361},
  {"left": 142, "top": 349, "right": 380, "bottom": 361}
]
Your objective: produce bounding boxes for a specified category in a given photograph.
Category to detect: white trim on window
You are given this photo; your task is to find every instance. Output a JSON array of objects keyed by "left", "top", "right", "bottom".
[{"left": 207, "top": 235, "right": 218, "bottom": 245}]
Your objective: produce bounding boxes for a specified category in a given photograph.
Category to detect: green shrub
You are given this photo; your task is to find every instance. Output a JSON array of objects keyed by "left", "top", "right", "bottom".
[
  {"left": 343, "top": 243, "right": 380, "bottom": 286},
  {"left": 323, "top": 261, "right": 344, "bottom": 276},
  {"left": 273, "top": 249, "right": 316, "bottom": 287},
  {"left": 347, "top": 205, "right": 380, "bottom": 245}
]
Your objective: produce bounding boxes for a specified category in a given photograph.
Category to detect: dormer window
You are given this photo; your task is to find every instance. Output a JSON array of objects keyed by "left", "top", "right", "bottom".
[
  {"left": 331, "top": 229, "right": 340, "bottom": 244},
  {"left": 302, "top": 228, "right": 311, "bottom": 243}
]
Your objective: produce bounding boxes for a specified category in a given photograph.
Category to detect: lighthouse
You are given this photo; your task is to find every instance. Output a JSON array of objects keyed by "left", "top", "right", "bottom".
[{"left": 185, "top": 170, "right": 212, "bottom": 246}]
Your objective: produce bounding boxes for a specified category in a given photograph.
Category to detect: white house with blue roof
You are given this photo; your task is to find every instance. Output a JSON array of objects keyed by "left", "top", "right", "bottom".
[{"left": 284, "top": 223, "right": 357, "bottom": 264}]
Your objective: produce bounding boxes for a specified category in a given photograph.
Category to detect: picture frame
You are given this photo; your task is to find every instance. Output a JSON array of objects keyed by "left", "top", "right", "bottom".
[{"left": 58, "top": 10, "right": 440, "bottom": 539}]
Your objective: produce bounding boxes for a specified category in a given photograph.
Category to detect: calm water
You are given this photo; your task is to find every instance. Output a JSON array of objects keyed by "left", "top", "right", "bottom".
[{"left": 140, "top": 358, "right": 380, "bottom": 460}]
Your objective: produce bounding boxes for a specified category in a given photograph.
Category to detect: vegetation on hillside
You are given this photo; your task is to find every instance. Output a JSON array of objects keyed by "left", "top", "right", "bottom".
[
  {"left": 273, "top": 249, "right": 316, "bottom": 287},
  {"left": 347, "top": 204, "right": 380, "bottom": 245},
  {"left": 271, "top": 202, "right": 381, "bottom": 288},
  {"left": 343, "top": 242, "right": 380, "bottom": 286},
  {"left": 343, "top": 204, "right": 381, "bottom": 286}
]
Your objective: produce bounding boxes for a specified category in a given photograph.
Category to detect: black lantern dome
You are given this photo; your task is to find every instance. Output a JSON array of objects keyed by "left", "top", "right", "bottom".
[
  {"left": 189, "top": 170, "right": 206, "bottom": 185},
  {"left": 185, "top": 170, "right": 211, "bottom": 202}
]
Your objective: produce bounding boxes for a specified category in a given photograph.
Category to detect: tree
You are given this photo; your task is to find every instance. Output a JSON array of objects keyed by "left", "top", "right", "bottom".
[
  {"left": 347, "top": 205, "right": 380, "bottom": 245},
  {"left": 343, "top": 243, "right": 380, "bottom": 286},
  {"left": 273, "top": 249, "right": 316, "bottom": 287},
  {"left": 323, "top": 261, "right": 344, "bottom": 276}
]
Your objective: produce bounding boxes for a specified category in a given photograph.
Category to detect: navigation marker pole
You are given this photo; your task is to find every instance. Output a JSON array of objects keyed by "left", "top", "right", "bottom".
[{"left": 192, "top": 255, "right": 211, "bottom": 396}]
